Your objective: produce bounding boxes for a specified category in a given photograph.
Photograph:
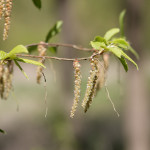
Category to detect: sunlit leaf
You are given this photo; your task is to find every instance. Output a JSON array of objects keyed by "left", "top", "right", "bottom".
[
  {"left": 14, "top": 60, "right": 29, "bottom": 80},
  {"left": 32, "top": 0, "right": 41, "bottom": 9},
  {"left": 108, "top": 46, "right": 122, "bottom": 58},
  {"left": 118, "top": 56, "right": 128, "bottom": 72},
  {"left": 16, "top": 57, "right": 46, "bottom": 68},
  {"left": 119, "top": 10, "right": 126, "bottom": 37},
  {"left": 93, "top": 36, "right": 107, "bottom": 44},
  {"left": 104, "top": 28, "right": 120, "bottom": 41},
  {"left": 45, "top": 21, "right": 63, "bottom": 43},
  {"left": 90, "top": 41, "right": 106, "bottom": 50},
  {"left": 9, "top": 45, "right": 28, "bottom": 55},
  {"left": 112, "top": 38, "right": 129, "bottom": 49},
  {"left": 0, "top": 51, "right": 7, "bottom": 60}
]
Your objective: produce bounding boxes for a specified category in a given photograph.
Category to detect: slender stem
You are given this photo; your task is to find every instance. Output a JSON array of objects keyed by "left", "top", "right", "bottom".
[
  {"left": 25, "top": 43, "right": 96, "bottom": 52},
  {"left": 16, "top": 50, "right": 104, "bottom": 62}
]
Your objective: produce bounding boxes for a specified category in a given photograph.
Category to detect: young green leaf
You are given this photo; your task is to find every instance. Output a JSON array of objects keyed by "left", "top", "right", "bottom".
[
  {"left": 0, "top": 129, "right": 6, "bottom": 134},
  {"left": 111, "top": 38, "right": 129, "bottom": 49},
  {"left": 16, "top": 57, "right": 46, "bottom": 68},
  {"left": 45, "top": 21, "right": 63, "bottom": 43},
  {"left": 93, "top": 36, "right": 107, "bottom": 44},
  {"left": 9, "top": 45, "right": 28, "bottom": 55},
  {"left": 0, "top": 51, "right": 7, "bottom": 60},
  {"left": 90, "top": 41, "right": 106, "bottom": 50},
  {"left": 32, "top": 0, "right": 41, "bottom": 9},
  {"left": 119, "top": 10, "right": 126, "bottom": 37},
  {"left": 108, "top": 46, "right": 122, "bottom": 58},
  {"left": 121, "top": 50, "right": 139, "bottom": 70},
  {"left": 104, "top": 28, "right": 120, "bottom": 41},
  {"left": 119, "top": 56, "right": 128, "bottom": 72},
  {"left": 14, "top": 60, "right": 29, "bottom": 80}
]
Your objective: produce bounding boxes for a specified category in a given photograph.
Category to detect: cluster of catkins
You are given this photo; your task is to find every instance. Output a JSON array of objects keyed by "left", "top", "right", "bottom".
[
  {"left": 36, "top": 42, "right": 46, "bottom": 84},
  {"left": 70, "top": 54, "right": 109, "bottom": 118},
  {"left": 0, "top": 60, "right": 13, "bottom": 100},
  {"left": 0, "top": 0, "right": 13, "bottom": 40}
]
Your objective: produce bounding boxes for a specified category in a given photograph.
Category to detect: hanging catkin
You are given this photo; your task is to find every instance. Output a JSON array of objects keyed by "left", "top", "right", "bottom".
[
  {"left": 70, "top": 60, "right": 82, "bottom": 118},
  {"left": 82, "top": 58, "right": 99, "bottom": 112},
  {"left": 0, "top": 0, "right": 6, "bottom": 20},
  {"left": 36, "top": 42, "right": 46, "bottom": 84},
  {"left": 3, "top": 0, "right": 13, "bottom": 40},
  {"left": 3, "top": 60, "right": 13, "bottom": 99}
]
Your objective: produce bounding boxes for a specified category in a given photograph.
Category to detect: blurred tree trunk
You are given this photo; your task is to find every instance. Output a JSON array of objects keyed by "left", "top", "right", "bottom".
[
  {"left": 123, "top": 0, "right": 149, "bottom": 150},
  {"left": 56, "top": 0, "right": 77, "bottom": 93}
]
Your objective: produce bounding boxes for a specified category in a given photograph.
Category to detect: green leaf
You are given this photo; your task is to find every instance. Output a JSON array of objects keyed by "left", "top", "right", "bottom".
[
  {"left": 121, "top": 50, "right": 139, "bottom": 70},
  {"left": 48, "top": 47, "right": 57, "bottom": 53},
  {"left": 129, "top": 45, "right": 139, "bottom": 60},
  {"left": 0, "top": 129, "right": 6, "bottom": 134},
  {"left": 119, "top": 56, "right": 128, "bottom": 72},
  {"left": 0, "top": 51, "right": 7, "bottom": 60},
  {"left": 93, "top": 36, "right": 107, "bottom": 44},
  {"left": 27, "top": 45, "right": 37, "bottom": 53},
  {"left": 90, "top": 41, "right": 106, "bottom": 50},
  {"left": 32, "top": 0, "right": 41, "bottom": 9},
  {"left": 45, "top": 21, "right": 63, "bottom": 43},
  {"left": 104, "top": 28, "right": 120, "bottom": 41},
  {"left": 9, "top": 45, "right": 28, "bottom": 55},
  {"left": 16, "top": 57, "right": 46, "bottom": 68},
  {"left": 108, "top": 46, "right": 122, "bottom": 58},
  {"left": 14, "top": 60, "right": 29, "bottom": 80},
  {"left": 111, "top": 38, "right": 129, "bottom": 50},
  {"left": 119, "top": 10, "right": 126, "bottom": 37}
]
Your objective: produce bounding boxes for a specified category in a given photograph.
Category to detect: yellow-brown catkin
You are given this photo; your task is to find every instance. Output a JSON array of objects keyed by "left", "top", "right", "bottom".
[
  {"left": 3, "top": 0, "right": 12, "bottom": 40},
  {"left": 82, "top": 58, "right": 99, "bottom": 112},
  {"left": 70, "top": 60, "right": 82, "bottom": 118},
  {"left": 36, "top": 42, "right": 46, "bottom": 84},
  {"left": 3, "top": 60, "right": 13, "bottom": 99},
  {"left": 0, "top": 0, "right": 6, "bottom": 20}
]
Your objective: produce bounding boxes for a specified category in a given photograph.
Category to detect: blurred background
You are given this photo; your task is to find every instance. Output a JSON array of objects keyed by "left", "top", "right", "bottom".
[{"left": 0, "top": 0, "right": 150, "bottom": 150}]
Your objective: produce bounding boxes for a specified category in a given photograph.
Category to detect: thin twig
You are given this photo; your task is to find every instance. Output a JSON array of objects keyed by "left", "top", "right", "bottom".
[
  {"left": 16, "top": 50, "right": 104, "bottom": 62},
  {"left": 26, "top": 43, "right": 96, "bottom": 52},
  {"left": 105, "top": 85, "right": 120, "bottom": 117},
  {"left": 41, "top": 72, "right": 48, "bottom": 118}
]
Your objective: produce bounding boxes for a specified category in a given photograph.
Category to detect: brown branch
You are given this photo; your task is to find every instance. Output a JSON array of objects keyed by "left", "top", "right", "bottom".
[
  {"left": 25, "top": 43, "right": 97, "bottom": 52},
  {"left": 16, "top": 50, "right": 104, "bottom": 62}
]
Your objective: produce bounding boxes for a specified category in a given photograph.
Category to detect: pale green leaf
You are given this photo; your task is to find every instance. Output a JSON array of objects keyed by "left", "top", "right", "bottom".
[
  {"left": 45, "top": 21, "right": 63, "bottom": 43},
  {"left": 14, "top": 60, "right": 29, "bottom": 80},
  {"left": 119, "top": 56, "right": 128, "bottom": 72},
  {"left": 112, "top": 38, "right": 129, "bottom": 49},
  {"left": 16, "top": 58, "right": 46, "bottom": 68},
  {"left": 93, "top": 36, "right": 107, "bottom": 44},
  {"left": 104, "top": 28, "right": 120, "bottom": 41},
  {"left": 119, "top": 10, "right": 126, "bottom": 37},
  {"left": 9, "top": 45, "right": 28, "bottom": 55},
  {"left": 0, "top": 51, "right": 7, "bottom": 60},
  {"left": 90, "top": 41, "right": 106, "bottom": 50},
  {"left": 108, "top": 46, "right": 122, "bottom": 58}
]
